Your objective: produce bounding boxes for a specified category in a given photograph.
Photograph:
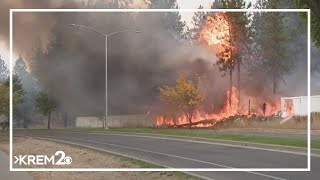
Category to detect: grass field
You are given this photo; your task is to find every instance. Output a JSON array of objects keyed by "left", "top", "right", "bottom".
[
  {"left": 14, "top": 128, "right": 319, "bottom": 149},
  {"left": 107, "top": 128, "right": 319, "bottom": 149}
]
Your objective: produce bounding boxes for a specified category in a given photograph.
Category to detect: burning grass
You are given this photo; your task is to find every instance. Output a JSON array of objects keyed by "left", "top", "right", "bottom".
[
  {"left": 212, "top": 113, "right": 320, "bottom": 130},
  {"left": 156, "top": 86, "right": 283, "bottom": 128}
]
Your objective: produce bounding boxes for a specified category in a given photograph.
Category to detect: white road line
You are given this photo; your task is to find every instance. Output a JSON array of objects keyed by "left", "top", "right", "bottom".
[
  {"left": 57, "top": 131, "right": 318, "bottom": 157},
  {"left": 42, "top": 136, "right": 288, "bottom": 180},
  {"left": 33, "top": 137, "right": 215, "bottom": 180},
  {"left": 32, "top": 137, "right": 216, "bottom": 180}
]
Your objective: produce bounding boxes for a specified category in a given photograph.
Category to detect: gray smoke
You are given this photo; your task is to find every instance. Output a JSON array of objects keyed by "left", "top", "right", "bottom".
[
  {"left": 0, "top": 0, "right": 316, "bottom": 118},
  {"left": 11, "top": 9, "right": 225, "bottom": 116}
]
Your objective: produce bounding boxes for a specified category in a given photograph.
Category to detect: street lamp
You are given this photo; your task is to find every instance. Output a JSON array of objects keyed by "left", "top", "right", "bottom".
[{"left": 69, "top": 24, "right": 141, "bottom": 129}]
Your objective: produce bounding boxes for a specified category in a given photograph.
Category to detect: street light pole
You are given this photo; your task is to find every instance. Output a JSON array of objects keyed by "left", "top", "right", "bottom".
[
  {"left": 69, "top": 24, "right": 141, "bottom": 129},
  {"left": 105, "top": 36, "right": 108, "bottom": 129}
]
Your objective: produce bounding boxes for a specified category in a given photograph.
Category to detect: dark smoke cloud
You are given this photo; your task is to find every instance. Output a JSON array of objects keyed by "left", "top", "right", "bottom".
[
  {"left": 0, "top": 0, "right": 315, "bottom": 117},
  {"left": 11, "top": 9, "right": 225, "bottom": 116},
  {"left": 0, "top": 0, "right": 79, "bottom": 49}
]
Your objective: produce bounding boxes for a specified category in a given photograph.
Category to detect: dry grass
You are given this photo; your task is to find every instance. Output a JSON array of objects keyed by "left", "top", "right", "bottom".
[
  {"left": 214, "top": 112, "right": 320, "bottom": 130},
  {"left": 0, "top": 136, "right": 196, "bottom": 180}
]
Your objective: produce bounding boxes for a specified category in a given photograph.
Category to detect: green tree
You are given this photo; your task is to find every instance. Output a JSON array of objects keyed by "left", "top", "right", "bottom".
[
  {"left": 0, "top": 54, "right": 8, "bottom": 82},
  {"left": 149, "top": 0, "right": 186, "bottom": 39},
  {"left": 0, "top": 75, "right": 24, "bottom": 125},
  {"left": 14, "top": 56, "right": 39, "bottom": 127},
  {"left": 0, "top": 84, "right": 9, "bottom": 119},
  {"left": 188, "top": 5, "right": 206, "bottom": 43},
  {"left": 296, "top": 0, "right": 320, "bottom": 47},
  {"left": 160, "top": 73, "right": 203, "bottom": 128},
  {"left": 252, "top": 0, "right": 293, "bottom": 94},
  {"left": 35, "top": 91, "right": 57, "bottom": 129}
]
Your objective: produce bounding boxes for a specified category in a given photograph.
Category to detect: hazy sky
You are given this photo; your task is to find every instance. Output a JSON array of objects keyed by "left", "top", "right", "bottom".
[{"left": 177, "top": 0, "right": 257, "bottom": 25}]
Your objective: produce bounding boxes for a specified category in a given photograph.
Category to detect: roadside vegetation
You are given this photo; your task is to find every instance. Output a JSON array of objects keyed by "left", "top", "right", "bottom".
[
  {"left": 106, "top": 128, "right": 319, "bottom": 149},
  {"left": 213, "top": 113, "right": 320, "bottom": 130},
  {"left": 18, "top": 128, "right": 320, "bottom": 149}
]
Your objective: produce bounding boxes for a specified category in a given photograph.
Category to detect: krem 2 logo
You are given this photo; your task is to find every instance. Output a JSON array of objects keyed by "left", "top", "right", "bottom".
[{"left": 14, "top": 151, "right": 72, "bottom": 165}]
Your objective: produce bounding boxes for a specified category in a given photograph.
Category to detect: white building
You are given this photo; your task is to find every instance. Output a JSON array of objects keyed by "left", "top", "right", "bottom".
[{"left": 281, "top": 95, "right": 320, "bottom": 117}]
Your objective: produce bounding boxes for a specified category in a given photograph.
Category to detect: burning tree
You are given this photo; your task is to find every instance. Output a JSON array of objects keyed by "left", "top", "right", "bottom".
[
  {"left": 159, "top": 73, "right": 204, "bottom": 128},
  {"left": 199, "top": 12, "right": 234, "bottom": 106},
  {"left": 199, "top": 0, "right": 252, "bottom": 106}
]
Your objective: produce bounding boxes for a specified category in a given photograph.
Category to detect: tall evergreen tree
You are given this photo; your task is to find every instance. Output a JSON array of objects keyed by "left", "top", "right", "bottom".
[
  {"left": 149, "top": 0, "right": 186, "bottom": 39},
  {"left": 252, "top": 0, "right": 293, "bottom": 94},
  {"left": 188, "top": 5, "right": 206, "bottom": 43},
  {"left": 13, "top": 56, "right": 39, "bottom": 127},
  {"left": 0, "top": 54, "right": 8, "bottom": 82},
  {"left": 296, "top": 0, "right": 320, "bottom": 47}
]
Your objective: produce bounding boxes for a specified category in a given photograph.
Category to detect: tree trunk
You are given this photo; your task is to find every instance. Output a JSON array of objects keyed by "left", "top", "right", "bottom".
[
  {"left": 229, "top": 69, "right": 233, "bottom": 107},
  {"left": 237, "top": 61, "right": 240, "bottom": 107},
  {"left": 47, "top": 111, "right": 51, "bottom": 129},
  {"left": 188, "top": 112, "right": 193, "bottom": 129}
]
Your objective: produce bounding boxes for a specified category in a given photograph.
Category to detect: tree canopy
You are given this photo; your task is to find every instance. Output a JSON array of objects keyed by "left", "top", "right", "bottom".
[
  {"left": 296, "top": 0, "right": 320, "bottom": 47},
  {"left": 160, "top": 73, "right": 203, "bottom": 128},
  {"left": 0, "top": 75, "right": 24, "bottom": 119},
  {"left": 35, "top": 91, "right": 57, "bottom": 129},
  {"left": 252, "top": 0, "right": 293, "bottom": 94},
  {"left": 0, "top": 54, "right": 8, "bottom": 82}
]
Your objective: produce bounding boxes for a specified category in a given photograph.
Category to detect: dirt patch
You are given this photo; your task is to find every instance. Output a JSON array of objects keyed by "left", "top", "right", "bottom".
[{"left": 0, "top": 136, "right": 197, "bottom": 180}]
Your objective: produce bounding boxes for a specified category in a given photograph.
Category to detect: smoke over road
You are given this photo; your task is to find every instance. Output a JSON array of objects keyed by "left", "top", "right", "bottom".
[{"left": 0, "top": 0, "right": 315, "bottom": 118}]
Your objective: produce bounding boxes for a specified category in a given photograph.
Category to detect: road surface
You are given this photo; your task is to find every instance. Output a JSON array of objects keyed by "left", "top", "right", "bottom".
[
  {"left": 17, "top": 130, "right": 319, "bottom": 180},
  {"left": 0, "top": 150, "right": 33, "bottom": 180}
]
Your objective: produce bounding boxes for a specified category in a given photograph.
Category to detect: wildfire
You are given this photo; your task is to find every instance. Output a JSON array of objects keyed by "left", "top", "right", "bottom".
[
  {"left": 156, "top": 86, "right": 241, "bottom": 127},
  {"left": 284, "top": 100, "right": 294, "bottom": 116},
  {"left": 154, "top": 13, "right": 285, "bottom": 128},
  {"left": 199, "top": 13, "right": 233, "bottom": 61},
  {"left": 155, "top": 87, "right": 283, "bottom": 128}
]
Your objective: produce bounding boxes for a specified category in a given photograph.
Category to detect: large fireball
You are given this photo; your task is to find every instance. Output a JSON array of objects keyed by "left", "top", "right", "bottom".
[{"left": 199, "top": 13, "right": 232, "bottom": 61}]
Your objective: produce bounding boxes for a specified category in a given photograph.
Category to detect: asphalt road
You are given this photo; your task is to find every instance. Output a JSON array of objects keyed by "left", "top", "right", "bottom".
[
  {"left": 17, "top": 131, "right": 319, "bottom": 180},
  {"left": 0, "top": 150, "right": 33, "bottom": 180}
]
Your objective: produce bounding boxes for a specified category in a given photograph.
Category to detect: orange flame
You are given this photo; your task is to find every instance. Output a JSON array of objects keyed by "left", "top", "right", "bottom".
[
  {"left": 156, "top": 86, "right": 241, "bottom": 127},
  {"left": 155, "top": 87, "right": 282, "bottom": 128},
  {"left": 284, "top": 101, "right": 294, "bottom": 116},
  {"left": 154, "top": 13, "right": 283, "bottom": 128},
  {"left": 199, "top": 13, "right": 233, "bottom": 61}
]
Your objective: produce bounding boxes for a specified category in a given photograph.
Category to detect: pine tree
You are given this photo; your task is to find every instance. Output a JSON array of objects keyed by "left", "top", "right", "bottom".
[
  {"left": 0, "top": 54, "right": 8, "bottom": 82},
  {"left": 213, "top": 0, "right": 252, "bottom": 106},
  {"left": 252, "top": 0, "right": 293, "bottom": 94},
  {"left": 14, "top": 56, "right": 39, "bottom": 127},
  {"left": 149, "top": 0, "right": 186, "bottom": 39},
  {"left": 188, "top": 5, "right": 206, "bottom": 43},
  {"left": 296, "top": 0, "right": 320, "bottom": 47}
]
